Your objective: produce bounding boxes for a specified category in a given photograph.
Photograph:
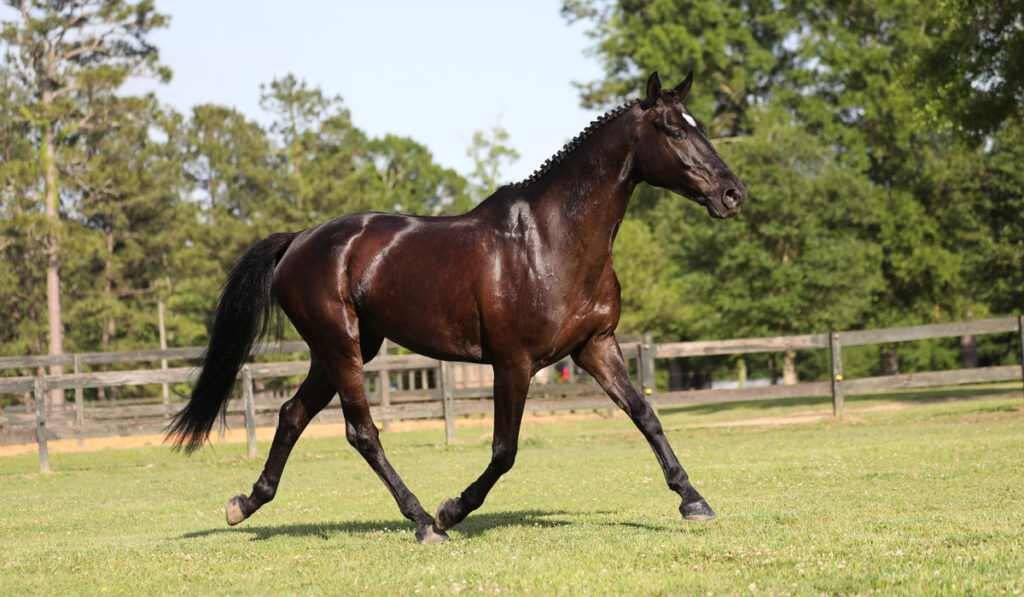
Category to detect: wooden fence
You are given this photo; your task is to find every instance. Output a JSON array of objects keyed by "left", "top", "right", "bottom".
[{"left": 2, "top": 316, "right": 1022, "bottom": 473}]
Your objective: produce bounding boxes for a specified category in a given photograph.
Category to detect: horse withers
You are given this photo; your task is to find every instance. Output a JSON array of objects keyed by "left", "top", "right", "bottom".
[{"left": 167, "top": 71, "right": 746, "bottom": 543}]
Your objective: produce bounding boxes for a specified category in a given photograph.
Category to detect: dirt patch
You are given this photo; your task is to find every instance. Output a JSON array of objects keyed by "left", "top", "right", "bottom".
[
  {"left": 694, "top": 411, "right": 866, "bottom": 428},
  {"left": 0, "top": 410, "right": 616, "bottom": 456},
  {"left": 675, "top": 396, "right": 1022, "bottom": 430},
  {"left": 4, "top": 396, "right": 1018, "bottom": 457}
]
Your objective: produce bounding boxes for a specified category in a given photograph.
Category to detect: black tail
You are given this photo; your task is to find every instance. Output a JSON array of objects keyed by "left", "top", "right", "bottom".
[{"left": 166, "top": 232, "right": 297, "bottom": 453}]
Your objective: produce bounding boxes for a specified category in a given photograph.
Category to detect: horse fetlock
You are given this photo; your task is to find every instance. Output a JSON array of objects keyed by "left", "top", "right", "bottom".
[{"left": 251, "top": 478, "right": 277, "bottom": 503}]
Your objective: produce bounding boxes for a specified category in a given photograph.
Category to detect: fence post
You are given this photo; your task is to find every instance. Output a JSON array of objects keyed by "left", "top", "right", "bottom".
[
  {"left": 158, "top": 298, "right": 171, "bottom": 412},
  {"left": 379, "top": 340, "right": 391, "bottom": 433},
  {"left": 73, "top": 354, "right": 85, "bottom": 449},
  {"left": 33, "top": 376, "right": 50, "bottom": 473},
  {"left": 638, "top": 334, "right": 656, "bottom": 401},
  {"left": 830, "top": 331, "right": 845, "bottom": 419},
  {"left": 440, "top": 361, "right": 455, "bottom": 445},
  {"left": 241, "top": 365, "right": 257, "bottom": 459},
  {"left": 1017, "top": 315, "right": 1024, "bottom": 401}
]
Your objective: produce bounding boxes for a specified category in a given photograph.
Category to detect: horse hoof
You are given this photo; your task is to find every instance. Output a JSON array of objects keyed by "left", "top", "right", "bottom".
[
  {"left": 226, "top": 495, "right": 248, "bottom": 526},
  {"left": 417, "top": 525, "right": 450, "bottom": 544},
  {"left": 680, "top": 498, "right": 717, "bottom": 521},
  {"left": 435, "top": 497, "right": 464, "bottom": 532}
]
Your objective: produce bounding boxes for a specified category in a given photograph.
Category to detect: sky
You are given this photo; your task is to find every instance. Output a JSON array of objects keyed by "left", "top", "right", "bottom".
[{"left": 122, "top": 0, "right": 609, "bottom": 183}]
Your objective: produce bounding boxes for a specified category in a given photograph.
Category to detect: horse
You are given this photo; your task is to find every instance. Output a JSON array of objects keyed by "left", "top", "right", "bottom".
[{"left": 167, "top": 71, "right": 747, "bottom": 543}]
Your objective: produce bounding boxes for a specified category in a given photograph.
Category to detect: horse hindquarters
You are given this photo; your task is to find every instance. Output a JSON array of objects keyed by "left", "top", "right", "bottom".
[{"left": 272, "top": 233, "right": 450, "bottom": 543}]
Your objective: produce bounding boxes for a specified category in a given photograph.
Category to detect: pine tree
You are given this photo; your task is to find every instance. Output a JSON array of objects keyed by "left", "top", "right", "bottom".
[{"left": 1, "top": 0, "right": 169, "bottom": 403}]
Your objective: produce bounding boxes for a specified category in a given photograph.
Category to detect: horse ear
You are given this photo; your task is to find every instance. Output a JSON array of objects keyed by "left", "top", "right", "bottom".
[
  {"left": 645, "top": 71, "right": 662, "bottom": 104},
  {"left": 674, "top": 71, "right": 694, "bottom": 102}
]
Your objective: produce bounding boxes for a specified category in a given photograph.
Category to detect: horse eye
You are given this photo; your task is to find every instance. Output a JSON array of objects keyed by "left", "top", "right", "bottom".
[{"left": 669, "top": 129, "right": 685, "bottom": 140}]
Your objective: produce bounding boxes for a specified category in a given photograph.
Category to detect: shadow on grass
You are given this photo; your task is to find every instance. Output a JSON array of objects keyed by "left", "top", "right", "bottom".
[{"left": 177, "top": 508, "right": 576, "bottom": 542}]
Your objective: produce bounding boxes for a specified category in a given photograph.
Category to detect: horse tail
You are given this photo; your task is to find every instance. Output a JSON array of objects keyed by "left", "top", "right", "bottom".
[{"left": 166, "top": 232, "right": 297, "bottom": 453}]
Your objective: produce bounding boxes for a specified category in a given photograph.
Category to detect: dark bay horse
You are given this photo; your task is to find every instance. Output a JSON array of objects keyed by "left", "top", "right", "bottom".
[{"left": 167, "top": 71, "right": 746, "bottom": 543}]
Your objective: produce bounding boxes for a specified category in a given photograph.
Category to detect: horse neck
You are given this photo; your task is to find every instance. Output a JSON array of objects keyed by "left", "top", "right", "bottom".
[{"left": 529, "top": 113, "right": 639, "bottom": 264}]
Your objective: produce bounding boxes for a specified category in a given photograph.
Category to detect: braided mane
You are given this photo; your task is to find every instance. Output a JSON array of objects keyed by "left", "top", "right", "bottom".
[{"left": 511, "top": 98, "right": 641, "bottom": 190}]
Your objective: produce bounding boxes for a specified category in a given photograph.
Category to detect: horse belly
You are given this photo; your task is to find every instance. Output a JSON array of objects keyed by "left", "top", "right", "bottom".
[{"left": 351, "top": 232, "right": 485, "bottom": 363}]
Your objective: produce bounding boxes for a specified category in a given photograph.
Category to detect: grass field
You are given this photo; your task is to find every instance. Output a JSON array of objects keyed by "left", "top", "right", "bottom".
[{"left": 2, "top": 387, "right": 1022, "bottom": 595}]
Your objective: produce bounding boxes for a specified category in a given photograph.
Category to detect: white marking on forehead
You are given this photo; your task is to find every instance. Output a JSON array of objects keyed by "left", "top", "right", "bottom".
[{"left": 681, "top": 111, "right": 697, "bottom": 128}]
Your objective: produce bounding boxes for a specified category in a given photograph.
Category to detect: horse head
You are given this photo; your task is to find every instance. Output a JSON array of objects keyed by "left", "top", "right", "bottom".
[{"left": 634, "top": 71, "right": 747, "bottom": 219}]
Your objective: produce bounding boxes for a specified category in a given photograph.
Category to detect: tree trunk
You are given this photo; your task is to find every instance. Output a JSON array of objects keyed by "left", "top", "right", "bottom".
[
  {"left": 768, "top": 354, "right": 778, "bottom": 385},
  {"left": 667, "top": 358, "right": 685, "bottom": 391},
  {"left": 97, "top": 226, "right": 115, "bottom": 401},
  {"left": 44, "top": 125, "right": 65, "bottom": 406},
  {"left": 737, "top": 357, "right": 747, "bottom": 388},
  {"left": 880, "top": 344, "right": 900, "bottom": 375},
  {"left": 959, "top": 335, "right": 978, "bottom": 369},
  {"left": 782, "top": 349, "right": 799, "bottom": 385}
]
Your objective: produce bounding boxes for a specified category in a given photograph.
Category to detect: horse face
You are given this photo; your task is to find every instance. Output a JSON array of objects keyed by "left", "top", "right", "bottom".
[{"left": 636, "top": 72, "right": 747, "bottom": 219}]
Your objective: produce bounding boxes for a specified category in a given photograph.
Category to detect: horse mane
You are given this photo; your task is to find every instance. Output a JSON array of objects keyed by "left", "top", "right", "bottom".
[{"left": 511, "top": 98, "right": 641, "bottom": 190}]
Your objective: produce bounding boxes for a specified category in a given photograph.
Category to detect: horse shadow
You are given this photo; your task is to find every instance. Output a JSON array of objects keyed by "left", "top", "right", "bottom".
[{"left": 177, "top": 508, "right": 581, "bottom": 542}]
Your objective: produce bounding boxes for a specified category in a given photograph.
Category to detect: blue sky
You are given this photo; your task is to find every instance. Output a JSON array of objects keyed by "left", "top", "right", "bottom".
[{"left": 123, "top": 0, "right": 608, "bottom": 183}]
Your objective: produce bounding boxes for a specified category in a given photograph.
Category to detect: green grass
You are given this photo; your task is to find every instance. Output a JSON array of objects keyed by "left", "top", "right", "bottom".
[{"left": 2, "top": 387, "right": 1023, "bottom": 595}]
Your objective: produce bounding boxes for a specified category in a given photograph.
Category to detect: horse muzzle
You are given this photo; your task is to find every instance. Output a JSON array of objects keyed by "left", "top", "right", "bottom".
[{"left": 705, "top": 186, "right": 746, "bottom": 219}]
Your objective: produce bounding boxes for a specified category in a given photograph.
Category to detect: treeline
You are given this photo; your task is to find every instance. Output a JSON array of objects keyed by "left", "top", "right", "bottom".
[
  {"left": 0, "top": 2, "right": 514, "bottom": 406},
  {"left": 1, "top": 1, "right": 1022, "bottom": 400},
  {"left": 566, "top": 0, "right": 1023, "bottom": 382}
]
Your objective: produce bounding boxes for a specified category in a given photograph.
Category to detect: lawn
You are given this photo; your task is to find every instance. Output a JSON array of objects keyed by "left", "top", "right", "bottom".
[{"left": 1, "top": 387, "right": 1022, "bottom": 595}]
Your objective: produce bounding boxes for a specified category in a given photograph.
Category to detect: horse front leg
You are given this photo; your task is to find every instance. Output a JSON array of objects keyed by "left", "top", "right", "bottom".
[
  {"left": 434, "top": 363, "right": 529, "bottom": 532},
  {"left": 572, "top": 333, "right": 716, "bottom": 521},
  {"left": 226, "top": 361, "right": 336, "bottom": 525}
]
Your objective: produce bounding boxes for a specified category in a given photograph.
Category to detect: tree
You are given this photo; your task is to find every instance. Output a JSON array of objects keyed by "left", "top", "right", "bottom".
[
  {"left": 183, "top": 104, "right": 277, "bottom": 257},
  {"left": 259, "top": 74, "right": 374, "bottom": 226},
  {"left": 564, "top": 0, "right": 1024, "bottom": 379},
  {"left": 937, "top": 119, "right": 1024, "bottom": 316},
  {"left": 562, "top": 0, "right": 794, "bottom": 136},
  {"left": 612, "top": 218, "right": 692, "bottom": 338},
  {"left": 69, "top": 95, "right": 188, "bottom": 357},
  {"left": 1, "top": 0, "right": 168, "bottom": 403},
  {"left": 0, "top": 64, "right": 46, "bottom": 367},
  {"left": 910, "top": 0, "right": 1024, "bottom": 143},
  {"left": 365, "top": 134, "right": 471, "bottom": 216},
  {"left": 466, "top": 125, "right": 519, "bottom": 203}
]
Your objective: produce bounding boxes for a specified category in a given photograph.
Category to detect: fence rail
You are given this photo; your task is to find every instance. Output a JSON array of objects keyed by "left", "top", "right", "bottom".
[{"left": 3, "top": 316, "right": 1022, "bottom": 473}]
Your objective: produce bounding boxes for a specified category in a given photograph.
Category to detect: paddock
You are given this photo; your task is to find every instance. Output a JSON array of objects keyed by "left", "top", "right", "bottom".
[{"left": 1, "top": 389, "right": 1021, "bottom": 594}]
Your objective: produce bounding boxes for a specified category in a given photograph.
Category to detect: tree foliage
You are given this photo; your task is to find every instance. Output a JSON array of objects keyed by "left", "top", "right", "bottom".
[
  {"left": 565, "top": 0, "right": 1024, "bottom": 377},
  {"left": 0, "top": 6, "right": 483, "bottom": 404},
  {"left": 1, "top": 0, "right": 170, "bottom": 402},
  {"left": 1, "top": 1, "right": 1021, "bottom": 402}
]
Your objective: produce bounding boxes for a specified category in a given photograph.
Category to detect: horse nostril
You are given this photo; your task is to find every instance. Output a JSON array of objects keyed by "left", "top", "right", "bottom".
[{"left": 723, "top": 188, "right": 743, "bottom": 209}]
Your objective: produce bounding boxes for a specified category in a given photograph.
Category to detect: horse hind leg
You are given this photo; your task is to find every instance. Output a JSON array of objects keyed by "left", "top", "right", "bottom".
[
  {"left": 226, "top": 360, "right": 336, "bottom": 525},
  {"left": 317, "top": 340, "right": 448, "bottom": 544}
]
